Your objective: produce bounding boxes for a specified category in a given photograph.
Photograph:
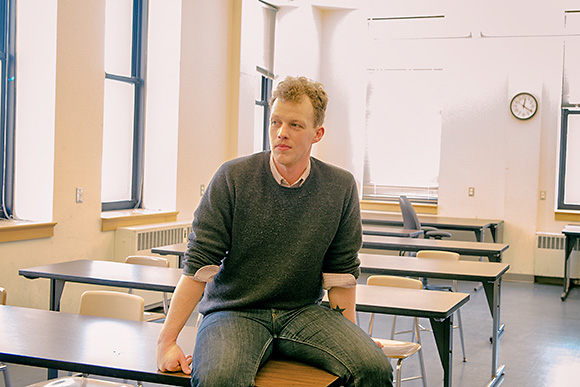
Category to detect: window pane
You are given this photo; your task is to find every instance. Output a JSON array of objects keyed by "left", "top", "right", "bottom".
[
  {"left": 102, "top": 80, "right": 135, "bottom": 203},
  {"left": 364, "top": 69, "right": 442, "bottom": 201},
  {"left": 564, "top": 114, "right": 580, "bottom": 205},
  {"left": 104, "top": 0, "right": 133, "bottom": 76}
]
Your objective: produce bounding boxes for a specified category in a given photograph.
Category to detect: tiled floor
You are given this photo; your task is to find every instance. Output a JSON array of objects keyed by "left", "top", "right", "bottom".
[{"left": 3, "top": 279, "right": 580, "bottom": 387}]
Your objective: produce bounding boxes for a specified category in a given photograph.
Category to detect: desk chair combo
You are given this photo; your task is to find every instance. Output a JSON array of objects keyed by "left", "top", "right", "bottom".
[
  {"left": 27, "top": 290, "right": 145, "bottom": 387},
  {"left": 0, "top": 287, "right": 11, "bottom": 387},
  {"left": 366, "top": 276, "right": 427, "bottom": 387},
  {"left": 125, "top": 255, "right": 170, "bottom": 321},
  {"left": 399, "top": 196, "right": 451, "bottom": 240},
  {"left": 399, "top": 195, "right": 452, "bottom": 290},
  {"left": 416, "top": 250, "right": 466, "bottom": 362}
]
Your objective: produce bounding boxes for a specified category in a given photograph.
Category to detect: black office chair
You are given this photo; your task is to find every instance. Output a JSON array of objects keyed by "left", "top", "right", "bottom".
[{"left": 399, "top": 195, "right": 451, "bottom": 240}]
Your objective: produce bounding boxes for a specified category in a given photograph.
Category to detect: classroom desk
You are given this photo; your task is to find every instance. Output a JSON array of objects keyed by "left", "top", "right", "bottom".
[
  {"left": 359, "top": 254, "right": 509, "bottom": 387},
  {"left": 19, "top": 259, "right": 182, "bottom": 312},
  {"left": 362, "top": 235, "right": 509, "bottom": 263},
  {"left": 152, "top": 242, "right": 188, "bottom": 266},
  {"left": 361, "top": 210, "right": 504, "bottom": 243},
  {"left": 561, "top": 224, "right": 580, "bottom": 301},
  {"left": 324, "top": 284, "right": 469, "bottom": 387},
  {"left": 20, "top": 259, "right": 469, "bottom": 386},
  {"left": 0, "top": 305, "right": 340, "bottom": 387},
  {"left": 362, "top": 224, "right": 424, "bottom": 238}
]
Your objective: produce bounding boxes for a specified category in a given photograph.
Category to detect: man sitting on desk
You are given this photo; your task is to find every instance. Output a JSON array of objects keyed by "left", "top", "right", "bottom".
[{"left": 156, "top": 76, "right": 393, "bottom": 386}]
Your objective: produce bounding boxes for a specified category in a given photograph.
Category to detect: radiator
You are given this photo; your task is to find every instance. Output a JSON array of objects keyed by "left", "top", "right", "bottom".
[
  {"left": 114, "top": 221, "right": 192, "bottom": 263},
  {"left": 114, "top": 221, "right": 192, "bottom": 308},
  {"left": 534, "top": 232, "right": 580, "bottom": 278}
]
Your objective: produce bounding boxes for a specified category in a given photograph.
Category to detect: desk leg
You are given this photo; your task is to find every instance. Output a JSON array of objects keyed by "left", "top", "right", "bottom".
[
  {"left": 429, "top": 316, "right": 453, "bottom": 387},
  {"left": 48, "top": 279, "right": 65, "bottom": 380},
  {"left": 562, "top": 236, "right": 575, "bottom": 301},
  {"left": 49, "top": 279, "right": 65, "bottom": 312},
  {"left": 482, "top": 279, "right": 506, "bottom": 387}
]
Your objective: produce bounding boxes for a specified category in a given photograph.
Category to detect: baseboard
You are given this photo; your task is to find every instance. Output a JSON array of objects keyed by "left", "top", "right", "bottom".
[{"left": 503, "top": 272, "right": 535, "bottom": 283}]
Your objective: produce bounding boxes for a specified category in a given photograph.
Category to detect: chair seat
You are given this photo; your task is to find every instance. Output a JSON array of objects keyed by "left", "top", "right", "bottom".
[
  {"left": 26, "top": 377, "right": 133, "bottom": 387},
  {"left": 375, "top": 338, "right": 422, "bottom": 359},
  {"left": 143, "top": 311, "right": 166, "bottom": 322}
]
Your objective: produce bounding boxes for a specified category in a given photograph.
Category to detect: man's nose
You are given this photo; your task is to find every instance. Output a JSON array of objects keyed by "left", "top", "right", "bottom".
[{"left": 277, "top": 123, "right": 289, "bottom": 138}]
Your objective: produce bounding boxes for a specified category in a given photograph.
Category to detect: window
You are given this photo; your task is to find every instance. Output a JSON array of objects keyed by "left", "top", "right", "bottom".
[
  {"left": 255, "top": 0, "right": 277, "bottom": 152},
  {"left": 256, "top": 70, "right": 273, "bottom": 151},
  {"left": 363, "top": 68, "right": 442, "bottom": 203},
  {"left": 559, "top": 39, "right": 580, "bottom": 211},
  {"left": 363, "top": 17, "right": 444, "bottom": 204},
  {"left": 101, "top": 0, "right": 147, "bottom": 211},
  {"left": 0, "top": 0, "right": 15, "bottom": 219}
]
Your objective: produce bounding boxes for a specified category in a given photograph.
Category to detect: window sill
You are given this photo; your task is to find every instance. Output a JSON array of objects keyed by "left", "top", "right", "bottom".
[
  {"left": 555, "top": 211, "right": 580, "bottom": 223},
  {"left": 0, "top": 219, "right": 57, "bottom": 243},
  {"left": 360, "top": 200, "right": 438, "bottom": 215},
  {"left": 101, "top": 209, "right": 179, "bottom": 231}
]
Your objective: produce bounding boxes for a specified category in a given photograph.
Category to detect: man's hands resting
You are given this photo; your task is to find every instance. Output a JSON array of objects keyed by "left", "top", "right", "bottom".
[{"left": 156, "top": 340, "right": 192, "bottom": 374}]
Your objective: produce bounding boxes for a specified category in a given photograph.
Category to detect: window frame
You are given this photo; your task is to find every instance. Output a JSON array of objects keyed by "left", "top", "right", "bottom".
[
  {"left": 0, "top": 0, "right": 15, "bottom": 219},
  {"left": 101, "top": 0, "right": 148, "bottom": 212},
  {"left": 256, "top": 68, "right": 273, "bottom": 151},
  {"left": 558, "top": 108, "right": 580, "bottom": 211}
]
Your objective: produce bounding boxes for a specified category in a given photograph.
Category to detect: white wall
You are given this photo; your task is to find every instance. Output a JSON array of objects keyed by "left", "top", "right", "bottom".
[{"left": 267, "top": 0, "right": 579, "bottom": 277}]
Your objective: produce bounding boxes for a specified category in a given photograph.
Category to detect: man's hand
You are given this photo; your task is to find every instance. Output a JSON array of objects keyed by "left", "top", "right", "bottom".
[{"left": 156, "top": 341, "right": 192, "bottom": 374}]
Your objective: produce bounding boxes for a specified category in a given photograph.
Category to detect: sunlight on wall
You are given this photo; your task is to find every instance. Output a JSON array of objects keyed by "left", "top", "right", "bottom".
[{"left": 14, "top": 0, "right": 57, "bottom": 221}]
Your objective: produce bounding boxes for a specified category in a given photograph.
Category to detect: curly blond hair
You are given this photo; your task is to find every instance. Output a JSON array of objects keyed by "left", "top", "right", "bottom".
[{"left": 270, "top": 76, "right": 328, "bottom": 127}]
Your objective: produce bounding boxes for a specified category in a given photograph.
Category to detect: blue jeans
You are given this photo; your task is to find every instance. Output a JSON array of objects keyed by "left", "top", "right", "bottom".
[{"left": 191, "top": 304, "right": 393, "bottom": 386}]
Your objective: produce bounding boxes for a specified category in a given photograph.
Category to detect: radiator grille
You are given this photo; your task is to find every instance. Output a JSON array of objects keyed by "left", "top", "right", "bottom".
[
  {"left": 136, "top": 225, "right": 192, "bottom": 251},
  {"left": 537, "top": 233, "right": 579, "bottom": 251}
]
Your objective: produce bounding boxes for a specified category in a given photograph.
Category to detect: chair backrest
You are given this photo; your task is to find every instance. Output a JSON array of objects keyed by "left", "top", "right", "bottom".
[
  {"left": 79, "top": 290, "right": 144, "bottom": 321},
  {"left": 125, "top": 255, "right": 170, "bottom": 268},
  {"left": 0, "top": 287, "right": 5, "bottom": 305},
  {"left": 399, "top": 196, "right": 421, "bottom": 231},
  {"left": 367, "top": 275, "right": 423, "bottom": 290},
  {"left": 416, "top": 250, "right": 460, "bottom": 261}
]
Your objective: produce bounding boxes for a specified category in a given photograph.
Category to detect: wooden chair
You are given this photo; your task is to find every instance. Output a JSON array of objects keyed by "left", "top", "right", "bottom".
[
  {"left": 0, "top": 287, "right": 11, "bottom": 387},
  {"left": 366, "top": 276, "right": 427, "bottom": 387},
  {"left": 26, "top": 291, "right": 144, "bottom": 387},
  {"left": 125, "top": 255, "right": 170, "bottom": 322},
  {"left": 417, "top": 250, "right": 466, "bottom": 362}
]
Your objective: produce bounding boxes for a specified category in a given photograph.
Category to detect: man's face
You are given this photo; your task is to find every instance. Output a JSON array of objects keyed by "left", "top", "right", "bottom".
[{"left": 269, "top": 97, "right": 324, "bottom": 172}]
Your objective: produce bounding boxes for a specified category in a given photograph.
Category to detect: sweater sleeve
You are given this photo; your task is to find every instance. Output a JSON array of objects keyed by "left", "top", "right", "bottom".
[
  {"left": 321, "top": 173, "right": 362, "bottom": 279},
  {"left": 182, "top": 163, "right": 234, "bottom": 277}
]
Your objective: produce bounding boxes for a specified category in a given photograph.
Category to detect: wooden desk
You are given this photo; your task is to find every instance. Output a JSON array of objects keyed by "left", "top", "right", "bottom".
[
  {"left": 20, "top": 259, "right": 182, "bottom": 312},
  {"left": 359, "top": 254, "right": 508, "bottom": 387},
  {"left": 324, "top": 284, "right": 469, "bottom": 387},
  {"left": 0, "top": 305, "right": 339, "bottom": 387},
  {"left": 362, "top": 235, "right": 509, "bottom": 263},
  {"left": 561, "top": 224, "right": 580, "bottom": 301},
  {"left": 361, "top": 211, "right": 504, "bottom": 243}
]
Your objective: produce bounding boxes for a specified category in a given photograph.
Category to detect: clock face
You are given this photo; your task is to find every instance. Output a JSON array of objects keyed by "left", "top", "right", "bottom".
[{"left": 510, "top": 92, "right": 538, "bottom": 120}]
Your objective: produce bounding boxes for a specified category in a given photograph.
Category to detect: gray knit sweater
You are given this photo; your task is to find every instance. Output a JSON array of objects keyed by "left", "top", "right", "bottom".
[{"left": 183, "top": 151, "right": 362, "bottom": 315}]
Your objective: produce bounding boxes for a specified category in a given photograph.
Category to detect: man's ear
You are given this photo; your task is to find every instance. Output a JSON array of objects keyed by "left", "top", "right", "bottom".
[{"left": 312, "top": 126, "right": 325, "bottom": 144}]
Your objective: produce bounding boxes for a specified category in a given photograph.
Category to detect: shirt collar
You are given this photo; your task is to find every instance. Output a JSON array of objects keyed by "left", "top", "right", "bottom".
[{"left": 269, "top": 154, "right": 311, "bottom": 188}]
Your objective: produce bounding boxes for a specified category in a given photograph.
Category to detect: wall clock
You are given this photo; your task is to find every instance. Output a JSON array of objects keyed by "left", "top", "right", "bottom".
[{"left": 510, "top": 92, "right": 538, "bottom": 120}]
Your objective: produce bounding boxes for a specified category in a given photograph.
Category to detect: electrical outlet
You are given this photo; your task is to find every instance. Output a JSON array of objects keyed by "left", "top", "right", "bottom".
[
  {"left": 540, "top": 191, "right": 546, "bottom": 200},
  {"left": 76, "top": 187, "right": 83, "bottom": 203},
  {"left": 200, "top": 184, "right": 205, "bottom": 197},
  {"left": 468, "top": 187, "right": 475, "bottom": 197}
]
